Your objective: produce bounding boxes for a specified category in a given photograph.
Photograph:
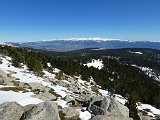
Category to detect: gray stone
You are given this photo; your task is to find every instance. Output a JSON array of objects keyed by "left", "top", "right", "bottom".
[
  {"left": 0, "top": 102, "right": 24, "bottom": 120},
  {"left": 88, "top": 96, "right": 130, "bottom": 118},
  {"left": 88, "top": 96, "right": 106, "bottom": 115},
  {"left": 23, "top": 101, "right": 60, "bottom": 120},
  {"left": 64, "top": 95, "right": 75, "bottom": 103},
  {"left": 0, "top": 69, "right": 13, "bottom": 85},
  {"left": 111, "top": 98, "right": 129, "bottom": 118},
  {"left": 33, "top": 91, "right": 57, "bottom": 101}
]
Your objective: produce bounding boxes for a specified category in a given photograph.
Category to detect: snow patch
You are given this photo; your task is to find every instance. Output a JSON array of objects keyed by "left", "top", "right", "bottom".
[
  {"left": 129, "top": 51, "right": 143, "bottom": 55},
  {"left": 79, "top": 111, "right": 91, "bottom": 120},
  {"left": 137, "top": 103, "right": 160, "bottom": 117},
  {"left": 92, "top": 48, "right": 106, "bottom": 50},
  {"left": 132, "top": 65, "right": 160, "bottom": 81},
  {"left": 115, "top": 94, "right": 127, "bottom": 105},
  {"left": 55, "top": 98, "right": 68, "bottom": 108},
  {"left": 47, "top": 63, "right": 52, "bottom": 67},
  {"left": 98, "top": 89, "right": 109, "bottom": 96},
  {"left": 84, "top": 59, "right": 103, "bottom": 70},
  {"left": 0, "top": 91, "right": 43, "bottom": 106}
]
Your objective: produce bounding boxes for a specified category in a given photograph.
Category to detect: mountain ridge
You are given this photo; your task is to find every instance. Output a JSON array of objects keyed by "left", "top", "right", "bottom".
[{"left": 8, "top": 39, "right": 160, "bottom": 52}]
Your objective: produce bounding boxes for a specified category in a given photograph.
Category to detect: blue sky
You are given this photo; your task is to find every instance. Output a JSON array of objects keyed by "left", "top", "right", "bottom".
[{"left": 0, "top": 0, "right": 160, "bottom": 42}]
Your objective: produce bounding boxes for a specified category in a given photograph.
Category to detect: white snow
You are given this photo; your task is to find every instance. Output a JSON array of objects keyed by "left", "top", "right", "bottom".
[
  {"left": 115, "top": 94, "right": 127, "bottom": 105},
  {"left": 47, "top": 63, "right": 52, "bottom": 67},
  {"left": 129, "top": 51, "right": 143, "bottom": 55},
  {"left": 132, "top": 65, "right": 160, "bottom": 81},
  {"left": 55, "top": 98, "right": 68, "bottom": 108},
  {"left": 137, "top": 103, "right": 160, "bottom": 117},
  {"left": 0, "top": 85, "right": 15, "bottom": 88},
  {"left": 0, "top": 91, "right": 43, "bottom": 106},
  {"left": 79, "top": 111, "right": 91, "bottom": 120},
  {"left": 98, "top": 89, "right": 109, "bottom": 96},
  {"left": 76, "top": 108, "right": 91, "bottom": 120},
  {"left": 64, "top": 37, "right": 120, "bottom": 41},
  {"left": 0, "top": 55, "right": 67, "bottom": 104},
  {"left": 78, "top": 78, "right": 86, "bottom": 85},
  {"left": 53, "top": 68, "right": 61, "bottom": 73},
  {"left": 51, "top": 85, "right": 67, "bottom": 97},
  {"left": 92, "top": 48, "right": 106, "bottom": 50},
  {"left": 84, "top": 59, "right": 104, "bottom": 70},
  {"left": 98, "top": 89, "right": 128, "bottom": 105},
  {"left": 43, "top": 70, "right": 56, "bottom": 79}
]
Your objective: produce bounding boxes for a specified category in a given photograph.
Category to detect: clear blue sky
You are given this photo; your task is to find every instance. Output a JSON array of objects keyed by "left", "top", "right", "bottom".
[{"left": 0, "top": 0, "right": 160, "bottom": 42}]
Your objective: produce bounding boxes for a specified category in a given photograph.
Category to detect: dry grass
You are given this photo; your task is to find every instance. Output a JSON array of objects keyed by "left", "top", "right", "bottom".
[
  {"left": 0, "top": 86, "right": 29, "bottom": 93},
  {"left": 59, "top": 111, "right": 66, "bottom": 120},
  {"left": 91, "top": 85, "right": 102, "bottom": 95},
  {"left": 49, "top": 88, "right": 62, "bottom": 98},
  {"left": 139, "top": 109, "right": 150, "bottom": 116},
  {"left": 12, "top": 80, "right": 20, "bottom": 86}
]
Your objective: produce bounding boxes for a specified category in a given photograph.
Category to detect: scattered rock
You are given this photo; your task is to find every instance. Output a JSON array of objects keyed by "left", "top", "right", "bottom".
[
  {"left": 58, "top": 80, "right": 70, "bottom": 87},
  {"left": 0, "top": 102, "right": 24, "bottom": 120},
  {"left": 68, "top": 82, "right": 82, "bottom": 94}
]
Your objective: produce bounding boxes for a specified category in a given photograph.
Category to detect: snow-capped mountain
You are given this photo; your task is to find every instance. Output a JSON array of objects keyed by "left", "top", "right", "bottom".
[{"left": 8, "top": 38, "right": 160, "bottom": 52}]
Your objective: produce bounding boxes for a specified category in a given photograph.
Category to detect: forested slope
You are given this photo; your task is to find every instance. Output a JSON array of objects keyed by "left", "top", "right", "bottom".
[{"left": 0, "top": 45, "right": 160, "bottom": 119}]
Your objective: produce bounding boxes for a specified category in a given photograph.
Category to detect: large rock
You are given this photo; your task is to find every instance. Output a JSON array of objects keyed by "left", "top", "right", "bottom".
[
  {"left": 22, "top": 101, "right": 60, "bottom": 120},
  {"left": 88, "top": 96, "right": 108, "bottom": 115},
  {"left": 61, "top": 107, "right": 80, "bottom": 120},
  {"left": 91, "top": 115, "right": 133, "bottom": 120},
  {"left": 107, "top": 97, "right": 129, "bottom": 118},
  {"left": 88, "top": 96, "right": 130, "bottom": 118},
  {"left": 0, "top": 102, "right": 24, "bottom": 120}
]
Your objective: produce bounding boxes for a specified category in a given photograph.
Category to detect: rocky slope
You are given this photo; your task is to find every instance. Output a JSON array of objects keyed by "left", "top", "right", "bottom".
[{"left": 0, "top": 54, "right": 159, "bottom": 120}]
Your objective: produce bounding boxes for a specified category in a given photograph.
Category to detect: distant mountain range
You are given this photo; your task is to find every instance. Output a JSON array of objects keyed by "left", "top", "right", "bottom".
[{"left": 8, "top": 39, "right": 160, "bottom": 52}]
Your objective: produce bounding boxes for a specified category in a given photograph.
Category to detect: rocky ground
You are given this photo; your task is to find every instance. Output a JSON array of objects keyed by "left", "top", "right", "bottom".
[{"left": 0, "top": 55, "right": 158, "bottom": 120}]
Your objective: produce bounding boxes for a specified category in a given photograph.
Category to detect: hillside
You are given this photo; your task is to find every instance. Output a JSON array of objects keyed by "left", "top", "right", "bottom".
[{"left": 0, "top": 45, "right": 160, "bottom": 120}]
